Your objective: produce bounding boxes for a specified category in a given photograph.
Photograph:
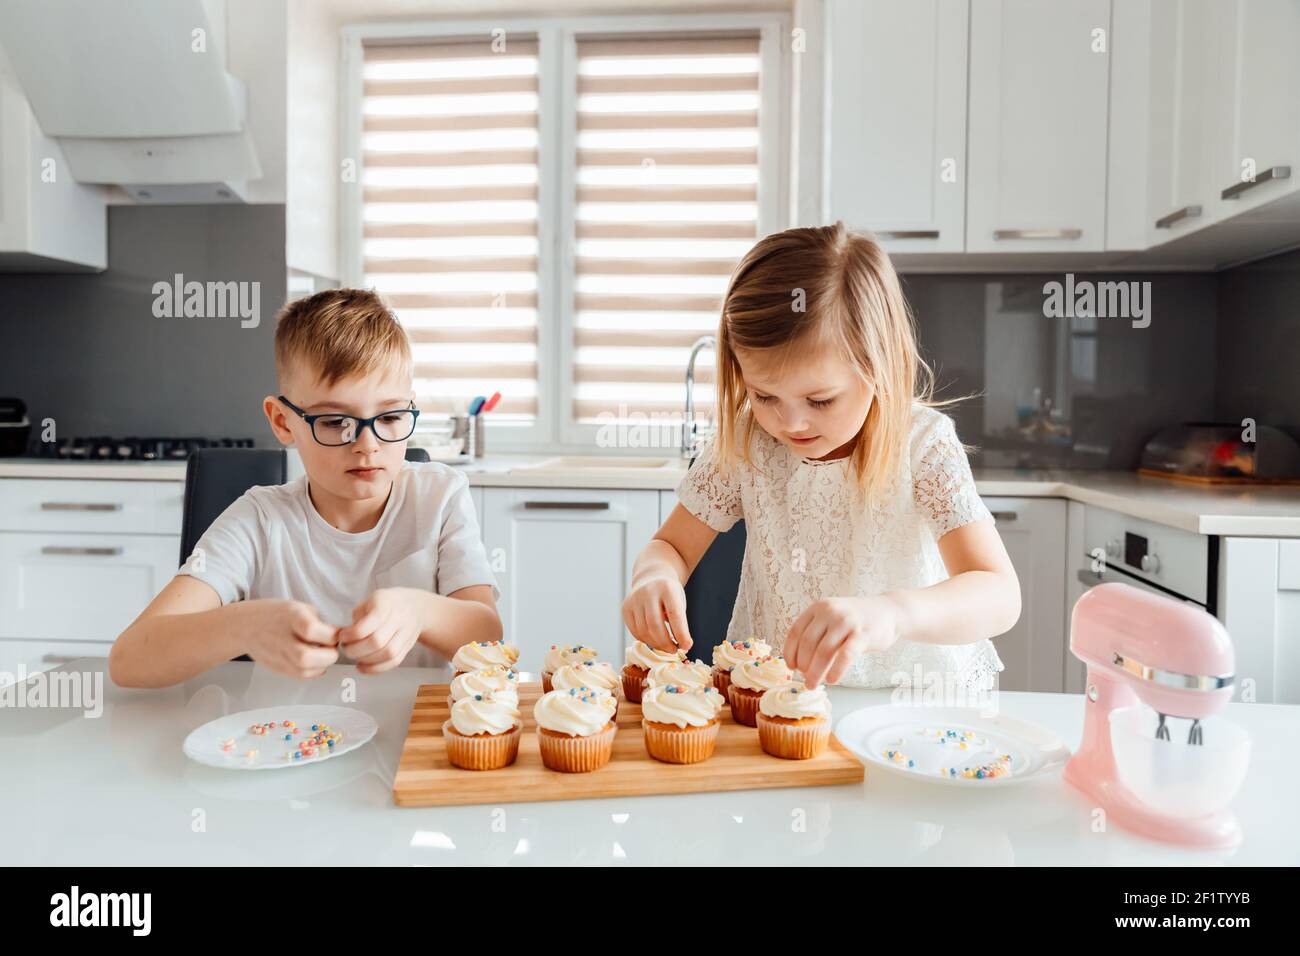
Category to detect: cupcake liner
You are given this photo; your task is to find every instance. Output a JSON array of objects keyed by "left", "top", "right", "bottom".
[
  {"left": 713, "top": 668, "right": 732, "bottom": 704},
  {"left": 727, "top": 684, "right": 763, "bottom": 726},
  {"left": 441, "top": 720, "right": 522, "bottom": 770},
  {"left": 537, "top": 721, "right": 617, "bottom": 773},
  {"left": 756, "top": 713, "right": 830, "bottom": 760},
  {"left": 642, "top": 719, "right": 720, "bottom": 764},
  {"left": 621, "top": 664, "right": 648, "bottom": 703},
  {"left": 541, "top": 671, "right": 553, "bottom": 694}
]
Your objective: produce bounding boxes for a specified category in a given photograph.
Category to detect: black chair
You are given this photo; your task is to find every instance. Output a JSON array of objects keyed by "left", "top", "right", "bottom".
[{"left": 180, "top": 446, "right": 430, "bottom": 663}]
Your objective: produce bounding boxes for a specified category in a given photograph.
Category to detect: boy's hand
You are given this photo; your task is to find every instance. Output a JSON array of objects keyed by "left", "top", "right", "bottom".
[
  {"left": 783, "top": 596, "right": 901, "bottom": 689},
  {"left": 337, "top": 588, "right": 426, "bottom": 674},
  {"left": 244, "top": 600, "right": 341, "bottom": 680},
  {"left": 622, "top": 573, "right": 692, "bottom": 653}
]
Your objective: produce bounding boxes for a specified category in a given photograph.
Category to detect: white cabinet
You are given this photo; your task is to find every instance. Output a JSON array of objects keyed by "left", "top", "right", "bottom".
[
  {"left": 0, "top": 50, "right": 106, "bottom": 270},
  {"left": 1202, "top": 0, "right": 1300, "bottom": 221},
  {"left": 1218, "top": 537, "right": 1300, "bottom": 705},
  {"left": 1142, "top": 0, "right": 1216, "bottom": 245},
  {"left": 966, "top": 0, "right": 1112, "bottom": 253},
  {"left": 480, "top": 487, "right": 659, "bottom": 670},
  {"left": 823, "top": 0, "right": 969, "bottom": 252},
  {"left": 983, "top": 497, "right": 1068, "bottom": 693},
  {"left": 0, "top": 478, "right": 181, "bottom": 676}
]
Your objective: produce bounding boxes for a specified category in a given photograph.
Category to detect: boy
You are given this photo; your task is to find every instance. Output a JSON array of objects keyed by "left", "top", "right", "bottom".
[{"left": 109, "top": 289, "right": 502, "bottom": 687}]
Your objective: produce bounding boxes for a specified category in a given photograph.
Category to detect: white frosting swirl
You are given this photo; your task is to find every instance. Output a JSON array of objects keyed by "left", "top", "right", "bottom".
[
  {"left": 533, "top": 687, "right": 616, "bottom": 736},
  {"left": 641, "top": 684, "right": 724, "bottom": 728},
  {"left": 452, "top": 640, "right": 520, "bottom": 673},
  {"left": 729, "top": 655, "right": 793, "bottom": 691},
  {"left": 551, "top": 660, "right": 620, "bottom": 693},
  {"left": 542, "top": 643, "right": 600, "bottom": 673},
  {"left": 450, "top": 667, "right": 519, "bottom": 708},
  {"left": 759, "top": 682, "right": 831, "bottom": 720},
  {"left": 711, "top": 637, "right": 772, "bottom": 672},
  {"left": 645, "top": 660, "right": 714, "bottom": 690},
  {"left": 625, "top": 640, "right": 687, "bottom": 671},
  {"left": 448, "top": 692, "right": 521, "bottom": 736}
]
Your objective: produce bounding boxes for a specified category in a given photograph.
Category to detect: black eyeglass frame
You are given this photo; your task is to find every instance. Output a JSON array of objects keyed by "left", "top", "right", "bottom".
[{"left": 277, "top": 395, "right": 420, "bottom": 446}]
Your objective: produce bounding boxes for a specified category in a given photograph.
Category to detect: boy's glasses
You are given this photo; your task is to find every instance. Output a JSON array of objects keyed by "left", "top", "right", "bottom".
[{"left": 277, "top": 395, "right": 420, "bottom": 447}]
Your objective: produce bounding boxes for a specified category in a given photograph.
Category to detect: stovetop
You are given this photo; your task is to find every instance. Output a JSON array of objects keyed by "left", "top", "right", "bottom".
[{"left": 24, "top": 436, "right": 256, "bottom": 462}]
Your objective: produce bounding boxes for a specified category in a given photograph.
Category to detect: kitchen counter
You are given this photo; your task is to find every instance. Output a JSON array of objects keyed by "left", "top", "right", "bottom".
[
  {"left": 5, "top": 455, "right": 1300, "bottom": 536},
  {"left": 1, "top": 659, "right": 1294, "bottom": 865}
]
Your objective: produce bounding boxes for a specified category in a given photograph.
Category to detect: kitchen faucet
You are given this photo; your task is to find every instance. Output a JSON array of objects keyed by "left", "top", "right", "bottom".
[{"left": 682, "top": 335, "right": 716, "bottom": 459}]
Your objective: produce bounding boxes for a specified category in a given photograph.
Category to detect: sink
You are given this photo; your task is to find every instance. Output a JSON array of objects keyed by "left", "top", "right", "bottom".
[{"left": 515, "top": 456, "right": 680, "bottom": 471}]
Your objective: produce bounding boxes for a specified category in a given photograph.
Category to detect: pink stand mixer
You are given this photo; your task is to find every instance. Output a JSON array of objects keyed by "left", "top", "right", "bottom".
[{"left": 1064, "top": 582, "right": 1250, "bottom": 849}]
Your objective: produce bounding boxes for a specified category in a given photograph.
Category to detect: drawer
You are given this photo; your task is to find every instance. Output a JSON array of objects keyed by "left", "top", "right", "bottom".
[
  {"left": 1280, "top": 540, "right": 1300, "bottom": 591},
  {"left": 0, "top": 639, "right": 112, "bottom": 687},
  {"left": 0, "top": 532, "right": 180, "bottom": 640},
  {"left": 0, "top": 479, "right": 183, "bottom": 535}
]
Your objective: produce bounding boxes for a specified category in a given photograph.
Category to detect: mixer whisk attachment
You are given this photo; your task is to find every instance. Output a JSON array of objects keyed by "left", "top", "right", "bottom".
[
  {"left": 1188, "top": 718, "right": 1203, "bottom": 745},
  {"left": 1155, "top": 712, "right": 1170, "bottom": 741}
]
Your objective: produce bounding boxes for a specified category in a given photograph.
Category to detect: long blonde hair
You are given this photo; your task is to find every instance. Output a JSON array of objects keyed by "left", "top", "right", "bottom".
[{"left": 713, "top": 221, "right": 941, "bottom": 499}]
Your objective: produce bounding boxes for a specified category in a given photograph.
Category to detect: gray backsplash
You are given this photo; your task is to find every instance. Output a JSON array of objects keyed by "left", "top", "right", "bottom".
[
  {"left": 0, "top": 202, "right": 1296, "bottom": 469},
  {"left": 0, "top": 204, "right": 286, "bottom": 446}
]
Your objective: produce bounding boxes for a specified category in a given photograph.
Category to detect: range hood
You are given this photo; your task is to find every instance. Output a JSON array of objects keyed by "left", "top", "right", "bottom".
[{"left": 0, "top": 0, "right": 261, "bottom": 202}]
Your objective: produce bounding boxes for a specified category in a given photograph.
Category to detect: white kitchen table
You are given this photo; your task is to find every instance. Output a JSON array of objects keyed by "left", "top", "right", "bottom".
[{"left": 1, "top": 659, "right": 1294, "bottom": 866}]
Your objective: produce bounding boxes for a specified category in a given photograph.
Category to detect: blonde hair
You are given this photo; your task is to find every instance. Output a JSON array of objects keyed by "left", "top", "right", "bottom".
[
  {"left": 273, "top": 288, "right": 411, "bottom": 390},
  {"left": 714, "top": 221, "right": 943, "bottom": 499}
]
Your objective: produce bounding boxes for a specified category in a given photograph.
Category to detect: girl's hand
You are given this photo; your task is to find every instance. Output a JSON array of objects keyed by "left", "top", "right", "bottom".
[
  {"left": 783, "top": 596, "right": 901, "bottom": 689},
  {"left": 622, "top": 574, "right": 692, "bottom": 653}
]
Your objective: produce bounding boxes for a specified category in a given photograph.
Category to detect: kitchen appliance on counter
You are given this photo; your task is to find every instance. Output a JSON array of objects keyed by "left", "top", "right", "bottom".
[
  {"left": 25, "top": 435, "right": 255, "bottom": 461},
  {"left": 1064, "top": 582, "right": 1248, "bottom": 849},
  {"left": 1139, "top": 422, "right": 1300, "bottom": 483},
  {"left": 0, "top": 398, "right": 31, "bottom": 456}
]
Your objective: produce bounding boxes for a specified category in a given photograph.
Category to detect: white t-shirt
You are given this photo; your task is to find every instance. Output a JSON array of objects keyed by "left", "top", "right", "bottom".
[
  {"left": 181, "top": 461, "right": 498, "bottom": 668},
  {"left": 676, "top": 403, "right": 1004, "bottom": 690}
]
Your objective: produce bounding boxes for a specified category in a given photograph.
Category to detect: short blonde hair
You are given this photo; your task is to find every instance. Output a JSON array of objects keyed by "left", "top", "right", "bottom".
[
  {"left": 273, "top": 288, "right": 411, "bottom": 389},
  {"left": 714, "top": 222, "right": 942, "bottom": 499}
]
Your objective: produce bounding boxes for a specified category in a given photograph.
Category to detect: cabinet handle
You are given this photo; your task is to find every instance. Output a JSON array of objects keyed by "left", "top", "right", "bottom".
[
  {"left": 875, "top": 230, "right": 940, "bottom": 240},
  {"left": 992, "top": 228, "right": 1082, "bottom": 240},
  {"left": 40, "top": 502, "right": 123, "bottom": 512},
  {"left": 1155, "top": 204, "right": 1202, "bottom": 228},
  {"left": 1221, "top": 165, "right": 1291, "bottom": 200},
  {"left": 522, "top": 501, "right": 610, "bottom": 511},
  {"left": 41, "top": 654, "right": 84, "bottom": 664},
  {"left": 40, "top": 545, "right": 123, "bottom": 556},
  {"left": 990, "top": 511, "right": 1018, "bottom": 523}
]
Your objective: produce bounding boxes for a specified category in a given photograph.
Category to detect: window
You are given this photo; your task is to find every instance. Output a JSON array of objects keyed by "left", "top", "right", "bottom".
[
  {"left": 345, "top": 16, "right": 786, "bottom": 450},
  {"left": 569, "top": 33, "right": 762, "bottom": 428},
  {"left": 360, "top": 36, "right": 542, "bottom": 424}
]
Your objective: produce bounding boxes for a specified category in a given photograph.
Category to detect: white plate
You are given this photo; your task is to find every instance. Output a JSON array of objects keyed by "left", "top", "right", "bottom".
[
  {"left": 182, "top": 705, "right": 378, "bottom": 771},
  {"left": 835, "top": 704, "right": 1071, "bottom": 788}
]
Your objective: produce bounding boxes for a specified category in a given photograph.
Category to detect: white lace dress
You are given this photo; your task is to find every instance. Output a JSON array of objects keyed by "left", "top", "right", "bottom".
[{"left": 676, "top": 403, "right": 1005, "bottom": 690}]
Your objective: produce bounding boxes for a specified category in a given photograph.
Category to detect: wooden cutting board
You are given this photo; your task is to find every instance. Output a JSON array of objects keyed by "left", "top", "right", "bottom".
[{"left": 393, "top": 680, "right": 864, "bottom": 807}]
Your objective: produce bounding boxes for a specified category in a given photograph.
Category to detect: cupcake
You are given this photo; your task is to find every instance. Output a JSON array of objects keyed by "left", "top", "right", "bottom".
[
  {"left": 451, "top": 640, "right": 520, "bottom": 678},
  {"left": 541, "top": 644, "right": 600, "bottom": 692},
  {"left": 534, "top": 686, "right": 618, "bottom": 773},
  {"left": 450, "top": 666, "right": 520, "bottom": 709},
  {"left": 442, "top": 692, "right": 523, "bottom": 770},
  {"left": 552, "top": 660, "right": 622, "bottom": 717},
  {"left": 622, "top": 641, "right": 687, "bottom": 703},
  {"left": 727, "top": 655, "right": 793, "bottom": 726},
  {"left": 640, "top": 683, "right": 725, "bottom": 764},
  {"left": 756, "top": 682, "right": 832, "bottom": 759},
  {"left": 645, "top": 659, "right": 714, "bottom": 692},
  {"left": 711, "top": 637, "right": 772, "bottom": 702}
]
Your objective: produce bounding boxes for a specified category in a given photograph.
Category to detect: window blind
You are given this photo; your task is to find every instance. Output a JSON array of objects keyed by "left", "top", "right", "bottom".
[
  {"left": 361, "top": 37, "right": 541, "bottom": 422},
  {"left": 572, "top": 33, "right": 762, "bottom": 424}
]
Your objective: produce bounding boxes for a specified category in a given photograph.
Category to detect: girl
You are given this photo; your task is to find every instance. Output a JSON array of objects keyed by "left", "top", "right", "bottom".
[{"left": 621, "top": 222, "right": 1020, "bottom": 691}]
